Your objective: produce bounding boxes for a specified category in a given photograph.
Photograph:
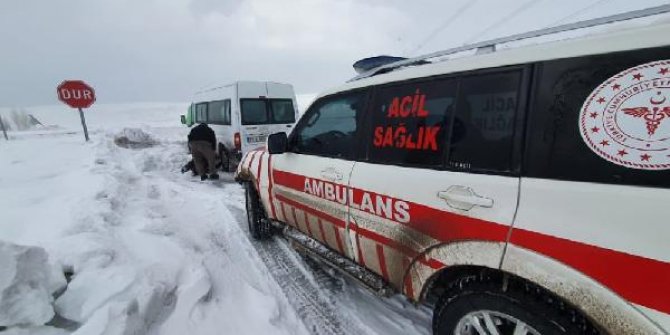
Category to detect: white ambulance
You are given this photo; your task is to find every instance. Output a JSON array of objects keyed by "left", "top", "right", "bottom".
[
  {"left": 236, "top": 10, "right": 670, "bottom": 335},
  {"left": 181, "top": 81, "right": 299, "bottom": 171}
]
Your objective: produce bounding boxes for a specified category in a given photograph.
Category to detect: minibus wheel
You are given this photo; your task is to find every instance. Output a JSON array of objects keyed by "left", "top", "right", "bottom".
[{"left": 219, "top": 144, "right": 230, "bottom": 172}]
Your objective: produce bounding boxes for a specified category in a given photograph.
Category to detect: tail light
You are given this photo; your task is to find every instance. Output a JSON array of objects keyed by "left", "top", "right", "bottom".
[{"left": 234, "top": 132, "right": 241, "bottom": 151}]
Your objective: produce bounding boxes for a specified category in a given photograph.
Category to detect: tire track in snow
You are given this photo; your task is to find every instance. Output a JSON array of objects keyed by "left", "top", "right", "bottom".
[
  {"left": 227, "top": 204, "right": 362, "bottom": 335},
  {"left": 223, "top": 197, "right": 431, "bottom": 335}
]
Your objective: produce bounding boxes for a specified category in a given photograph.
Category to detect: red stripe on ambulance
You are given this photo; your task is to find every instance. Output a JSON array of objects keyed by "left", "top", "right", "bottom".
[
  {"left": 275, "top": 194, "right": 443, "bottom": 269},
  {"left": 317, "top": 219, "right": 328, "bottom": 245},
  {"left": 332, "top": 225, "right": 345, "bottom": 254},
  {"left": 267, "top": 155, "right": 276, "bottom": 219},
  {"left": 255, "top": 152, "right": 264, "bottom": 192},
  {"left": 356, "top": 233, "right": 367, "bottom": 267},
  {"left": 512, "top": 228, "right": 670, "bottom": 315},
  {"left": 298, "top": 208, "right": 312, "bottom": 236},
  {"left": 245, "top": 151, "right": 256, "bottom": 171},
  {"left": 272, "top": 169, "right": 670, "bottom": 315},
  {"left": 272, "top": 170, "right": 509, "bottom": 242},
  {"left": 376, "top": 244, "right": 390, "bottom": 281},
  {"left": 402, "top": 258, "right": 415, "bottom": 298},
  {"left": 280, "top": 202, "right": 290, "bottom": 227}
]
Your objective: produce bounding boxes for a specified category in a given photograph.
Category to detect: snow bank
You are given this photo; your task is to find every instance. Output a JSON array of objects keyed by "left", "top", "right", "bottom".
[
  {"left": 9, "top": 127, "right": 307, "bottom": 335},
  {"left": 0, "top": 112, "right": 430, "bottom": 334},
  {"left": 0, "top": 241, "right": 66, "bottom": 327},
  {"left": 0, "top": 108, "right": 48, "bottom": 132},
  {"left": 2, "top": 326, "right": 70, "bottom": 335},
  {"left": 113, "top": 128, "right": 158, "bottom": 149}
]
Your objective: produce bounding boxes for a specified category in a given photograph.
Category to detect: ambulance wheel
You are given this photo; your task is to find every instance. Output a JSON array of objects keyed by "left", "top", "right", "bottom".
[
  {"left": 219, "top": 145, "right": 231, "bottom": 172},
  {"left": 245, "top": 182, "right": 272, "bottom": 240},
  {"left": 433, "top": 272, "right": 599, "bottom": 335}
]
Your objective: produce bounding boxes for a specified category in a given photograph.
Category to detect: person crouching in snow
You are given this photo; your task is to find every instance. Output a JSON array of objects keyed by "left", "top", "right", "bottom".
[{"left": 188, "top": 123, "right": 219, "bottom": 181}]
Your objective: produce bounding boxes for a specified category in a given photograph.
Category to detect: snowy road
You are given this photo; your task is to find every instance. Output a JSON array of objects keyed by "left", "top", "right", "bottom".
[{"left": 0, "top": 119, "right": 431, "bottom": 334}]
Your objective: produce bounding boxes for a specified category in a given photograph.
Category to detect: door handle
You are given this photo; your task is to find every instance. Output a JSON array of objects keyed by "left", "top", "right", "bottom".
[
  {"left": 438, "top": 186, "right": 493, "bottom": 211},
  {"left": 320, "top": 168, "right": 343, "bottom": 182}
]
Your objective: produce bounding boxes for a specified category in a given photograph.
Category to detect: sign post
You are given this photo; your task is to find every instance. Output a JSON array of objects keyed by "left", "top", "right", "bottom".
[
  {"left": 57, "top": 80, "right": 96, "bottom": 142},
  {"left": 77, "top": 108, "right": 90, "bottom": 141}
]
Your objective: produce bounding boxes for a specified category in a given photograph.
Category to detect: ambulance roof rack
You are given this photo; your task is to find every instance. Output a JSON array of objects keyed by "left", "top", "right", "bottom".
[{"left": 349, "top": 4, "right": 670, "bottom": 82}]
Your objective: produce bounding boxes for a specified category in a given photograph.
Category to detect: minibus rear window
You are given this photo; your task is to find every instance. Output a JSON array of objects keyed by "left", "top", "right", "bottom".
[
  {"left": 271, "top": 99, "right": 296, "bottom": 124},
  {"left": 241, "top": 100, "right": 268, "bottom": 125},
  {"left": 241, "top": 99, "right": 295, "bottom": 125}
]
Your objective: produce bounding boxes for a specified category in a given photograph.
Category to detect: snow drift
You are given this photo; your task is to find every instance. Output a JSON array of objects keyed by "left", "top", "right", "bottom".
[
  {"left": 0, "top": 104, "right": 430, "bottom": 335},
  {"left": 0, "top": 109, "right": 46, "bottom": 131},
  {"left": 0, "top": 241, "right": 66, "bottom": 328},
  {"left": 113, "top": 128, "right": 158, "bottom": 149}
]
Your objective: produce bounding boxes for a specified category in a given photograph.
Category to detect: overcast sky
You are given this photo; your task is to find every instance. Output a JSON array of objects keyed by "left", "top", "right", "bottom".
[{"left": 0, "top": 0, "right": 668, "bottom": 107}]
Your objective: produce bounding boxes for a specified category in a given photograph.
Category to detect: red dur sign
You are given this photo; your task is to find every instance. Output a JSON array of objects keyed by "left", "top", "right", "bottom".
[
  {"left": 57, "top": 80, "right": 96, "bottom": 109},
  {"left": 56, "top": 80, "right": 95, "bottom": 141}
]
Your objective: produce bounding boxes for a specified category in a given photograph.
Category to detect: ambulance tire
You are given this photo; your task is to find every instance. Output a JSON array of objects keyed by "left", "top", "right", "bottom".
[
  {"left": 245, "top": 182, "right": 272, "bottom": 240},
  {"left": 433, "top": 272, "right": 599, "bottom": 335}
]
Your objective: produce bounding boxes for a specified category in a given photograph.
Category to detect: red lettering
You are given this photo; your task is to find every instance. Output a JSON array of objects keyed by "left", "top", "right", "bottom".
[
  {"left": 411, "top": 90, "right": 420, "bottom": 116},
  {"left": 394, "top": 125, "right": 406, "bottom": 147},
  {"left": 349, "top": 189, "right": 359, "bottom": 209},
  {"left": 400, "top": 96, "right": 412, "bottom": 117},
  {"left": 416, "top": 126, "right": 424, "bottom": 149},
  {"left": 388, "top": 98, "right": 400, "bottom": 117},
  {"left": 423, "top": 126, "right": 440, "bottom": 150},
  {"left": 417, "top": 95, "right": 428, "bottom": 117},
  {"left": 372, "top": 124, "right": 441, "bottom": 151},
  {"left": 373, "top": 127, "right": 383, "bottom": 147},
  {"left": 382, "top": 127, "right": 394, "bottom": 147},
  {"left": 405, "top": 133, "right": 416, "bottom": 149}
]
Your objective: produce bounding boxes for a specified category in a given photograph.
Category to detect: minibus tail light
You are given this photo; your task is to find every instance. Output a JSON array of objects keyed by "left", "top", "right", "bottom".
[{"left": 234, "top": 132, "right": 241, "bottom": 151}]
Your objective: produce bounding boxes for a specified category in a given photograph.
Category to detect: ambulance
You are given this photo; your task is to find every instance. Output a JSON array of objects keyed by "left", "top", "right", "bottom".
[
  {"left": 181, "top": 81, "right": 299, "bottom": 171},
  {"left": 235, "top": 8, "right": 670, "bottom": 335}
]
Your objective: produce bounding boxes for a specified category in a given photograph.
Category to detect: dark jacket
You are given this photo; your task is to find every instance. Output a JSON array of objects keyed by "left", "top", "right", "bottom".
[{"left": 188, "top": 123, "right": 216, "bottom": 149}]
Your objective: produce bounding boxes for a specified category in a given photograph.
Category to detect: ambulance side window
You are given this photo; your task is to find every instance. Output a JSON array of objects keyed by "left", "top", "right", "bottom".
[
  {"left": 447, "top": 71, "right": 522, "bottom": 173},
  {"left": 290, "top": 90, "right": 367, "bottom": 159},
  {"left": 367, "top": 79, "right": 456, "bottom": 168},
  {"left": 525, "top": 47, "right": 670, "bottom": 187},
  {"left": 195, "top": 103, "right": 208, "bottom": 123},
  {"left": 207, "top": 99, "right": 231, "bottom": 125}
]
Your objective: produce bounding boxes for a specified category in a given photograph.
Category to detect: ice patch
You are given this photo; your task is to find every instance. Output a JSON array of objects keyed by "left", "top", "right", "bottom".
[{"left": 0, "top": 241, "right": 66, "bottom": 327}]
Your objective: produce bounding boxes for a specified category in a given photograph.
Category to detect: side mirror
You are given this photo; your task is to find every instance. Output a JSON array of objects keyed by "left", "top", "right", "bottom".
[
  {"left": 267, "top": 132, "right": 288, "bottom": 154},
  {"left": 180, "top": 115, "right": 186, "bottom": 125}
]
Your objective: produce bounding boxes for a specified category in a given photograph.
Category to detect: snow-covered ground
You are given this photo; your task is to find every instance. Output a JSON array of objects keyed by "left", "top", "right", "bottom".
[{"left": 0, "top": 103, "right": 430, "bottom": 335}]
